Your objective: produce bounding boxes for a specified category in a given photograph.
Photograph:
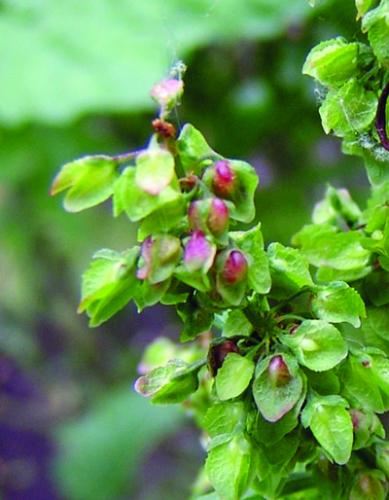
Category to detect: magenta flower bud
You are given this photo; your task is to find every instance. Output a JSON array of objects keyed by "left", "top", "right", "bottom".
[
  {"left": 150, "top": 79, "right": 184, "bottom": 110},
  {"left": 207, "top": 198, "right": 229, "bottom": 235},
  {"left": 268, "top": 355, "right": 290, "bottom": 387},
  {"left": 213, "top": 160, "right": 236, "bottom": 197},
  {"left": 184, "top": 230, "right": 216, "bottom": 273},
  {"left": 137, "top": 236, "right": 153, "bottom": 280},
  {"left": 222, "top": 250, "right": 248, "bottom": 284}
]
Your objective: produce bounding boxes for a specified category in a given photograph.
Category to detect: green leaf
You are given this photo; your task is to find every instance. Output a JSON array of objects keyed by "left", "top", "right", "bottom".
[
  {"left": 312, "top": 281, "right": 366, "bottom": 327},
  {"left": 177, "top": 124, "right": 217, "bottom": 174},
  {"left": 177, "top": 301, "right": 214, "bottom": 342},
  {"left": 303, "top": 38, "right": 360, "bottom": 87},
  {"left": 361, "top": 306, "right": 389, "bottom": 343},
  {"left": 51, "top": 155, "right": 119, "bottom": 212},
  {"left": 222, "top": 309, "right": 253, "bottom": 338},
  {"left": 301, "top": 394, "right": 353, "bottom": 465},
  {"left": 281, "top": 320, "right": 347, "bottom": 371},
  {"left": 363, "top": 2, "right": 389, "bottom": 68},
  {"left": 316, "top": 265, "right": 372, "bottom": 283},
  {"left": 304, "top": 368, "right": 340, "bottom": 395},
  {"left": 267, "top": 242, "right": 313, "bottom": 296},
  {"left": 215, "top": 353, "right": 255, "bottom": 401},
  {"left": 253, "top": 353, "right": 304, "bottom": 422},
  {"left": 134, "top": 359, "right": 202, "bottom": 404},
  {"left": 319, "top": 79, "right": 377, "bottom": 137},
  {"left": 231, "top": 224, "right": 271, "bottom": 294},
  {"left": 356, "top": 0, "right": 379, "bottom": 19},
  {"left": 204, "top": 401, "right": 246, "bottom": 438},
  {"left": 137, "top": 198, "right": 186, "bottom": 240},
  {"left": 113, "top": 167, "right": 181, "bottom": 221},
  {"left": 293, "top": 224, "right": 370, "bottom": 271},
  {"left": 205, "top": 434, "right": 252, "bottom": 500},
  {"left": 255, "top": 387, "right": 306, "bottom": 445},
  {"left": 351, "top": 409, "right": 385, "bottom": 450},
  {"left": 312, "top": 185, "right": 361, "bottom": 226},
  {"left": 78, "top": 248, "right": 139, "bottom": 326},
  {"left": 340, "top": 354, "right": 385, "bottom": 413},
  {"left": 135, "top": 148, "right": 175, "bottom": 195}
]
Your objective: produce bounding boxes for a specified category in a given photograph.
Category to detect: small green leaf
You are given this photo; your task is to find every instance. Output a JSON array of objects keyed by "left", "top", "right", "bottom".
[
  {"left": 215, "top": 353, "right": 255, "bottom": 401},
  {"left": 177, "top": 301, "right": 214, "bottom": 342},
  {"left": 340, "top": 353, "right": 385, "bottom": 413},
  {"left": 281, "top": 320, "right": 348, "bottom": 371},
  {"left": 356, "top": 0, "right": 379, "bottom": 19},
  {"left": 253, "top": 353, "right": 304, "bottom": 422},
  {"left": 301, "top": 394, "right": 353, "bottom": 464},
  {"left": 267, "top": 242, "right": 313, "bottom": 296},
  {"left": 293, "top": 224, "right": 371, "bottom": 271},
  {"left": 134, "top": 359, "right": 202, "bottom": 404},
  {"left": 137, "top": 198, "right": 186, "bottom": 240},
  {"left": 177, "top": 124, "right": 217, "bottom": 174},
  {"left": 363, "top": 3, "right": 389, "bottom": 68},
  {"left": 204, "top": 401, "right": 246, "bottom": 438},
  {"left": 255, "top": 388, "right": 306, "bottom": 445},
  {"left": 135, "top": 148, "right": 175, "bottom": 195},
  {"left": 303, "top": 38, "right": 360, "bottom": 87},
  {"left": 78, "top": 248, "right": 139, "bottom": 327},
  {"left": 222, "top": 309, "right": 253, "bottom": 338},
  {"left": 205, "top": 434, "right": 252, "bottom": 500},
  {"left": 313, "top": 185, "right": 361, "bottom": 226},
  {"left": 51, "top": 155, "right": 119, "bottom": 212},
  {"left": 231, "top": 224, "right": 271, "bottom": 294},
  {"left": 114, "top": 167, "right": 181, "bottom": 221},
  {"left": 319, "top": 79, "right": 377, "bottom": 137},
  {"left": 312, "top": 281, "right": 366, "bottom": 327}
]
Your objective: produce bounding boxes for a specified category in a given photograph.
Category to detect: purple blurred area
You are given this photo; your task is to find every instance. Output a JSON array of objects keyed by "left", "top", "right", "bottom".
[{"left": 0, "top": 356, "right": 60, "bottom": 500}]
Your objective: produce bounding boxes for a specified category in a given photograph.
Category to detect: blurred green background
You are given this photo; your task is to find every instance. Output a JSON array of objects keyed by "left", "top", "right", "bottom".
[{"left": 0, "top": 1, "right": 369, "bottom": 499}]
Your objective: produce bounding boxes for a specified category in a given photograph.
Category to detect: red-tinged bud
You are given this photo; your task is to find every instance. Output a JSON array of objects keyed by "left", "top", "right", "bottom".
[
  {"left": 208, "top": 340, "right": 240, "bottom": 376},
  {"left": 350, "top": 409, "right": 361, "bottom": 430},
  {"left": 213, "top": 160, "right": 236, "bottom": 197},
  {"left": 188, "top": 198, "right": 229, "bottom": 236},
  {"left": 352, "top": 473, "right": 386, "bottom": 499},
  {"left": 137, "top": 236, "right": 153, "bottom": 280},
  {"left": 222, "top": 250, "right": 248, "bottom": 284},
  {"left": 208, "top": 198, "right": 229, "bottom": 235},
  {"left": 188, "top": 201, "right": 203, "bottom": 231},
  {"left": 184, "top": 230, "right": 216, "bottom": 273},
  {"left": 150, "top": 79, "right": 184, "bottom": 111},
  {"left": 268, "top": 355, "right": 290, "bottom": 387}
]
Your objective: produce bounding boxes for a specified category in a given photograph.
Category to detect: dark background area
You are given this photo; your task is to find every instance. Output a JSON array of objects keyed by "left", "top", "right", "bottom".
[{"left": 0, "top": 1, "right": 370, "bottom": 498}]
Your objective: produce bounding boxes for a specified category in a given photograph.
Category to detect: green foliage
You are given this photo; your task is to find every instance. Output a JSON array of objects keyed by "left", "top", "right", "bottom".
[{"left": 51, "top": 1, "right": 389, "bottom": 497}]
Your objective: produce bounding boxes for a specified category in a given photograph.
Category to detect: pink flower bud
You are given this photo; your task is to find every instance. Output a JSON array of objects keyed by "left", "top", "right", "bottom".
[
  {"left": 222, "top": 250, "right": 248, "bottom": 284},
  {"left": 188, "top": 198, "right": 229, "bottom": 236},
  {"left": 137, "top": 236, "right": 153, "bottom": 280},
  {"left": 207, "top": 198, "right": 229, "bottom": 235},
  {"left": 213, "top": 160, "right": 235, "bottom": 197},
  {"left": 268, "top": 355, "right": 290, "bottom": 387},
  {"left": 184, "top": 230, "right": 215, "bottom": 272},
  {"left": 150, "top": 79, "right": 184, "bottom": 110}
]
